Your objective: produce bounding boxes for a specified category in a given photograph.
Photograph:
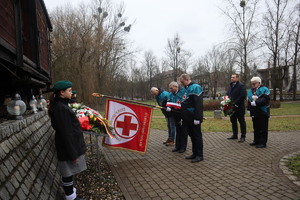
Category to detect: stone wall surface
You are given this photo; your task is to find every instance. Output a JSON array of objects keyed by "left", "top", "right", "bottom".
[{"left": 0, "top": 111, "right": 63, "bottom": 200}]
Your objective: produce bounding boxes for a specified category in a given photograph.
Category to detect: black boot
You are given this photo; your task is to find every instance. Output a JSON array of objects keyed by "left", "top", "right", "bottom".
[
  {"left": 227, "top": 135, "right": 238, "bottom": 140},
  {"left": 191, "top": 156, "right": 203, "bottom": 163}
]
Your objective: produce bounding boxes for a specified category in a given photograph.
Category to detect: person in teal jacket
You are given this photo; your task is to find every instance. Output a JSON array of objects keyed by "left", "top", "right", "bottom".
[
  {"left": 179, "top": 73, "right": 204, "bottom": 163},
  {"left": 247, "top": 76, "right": 270, "bottom": 148},
  {"left": 150, "top": 87, "right": 174, "bottom": 145},
  {"left": 166, "top": 81, "right": 187, "bottom": 153}
]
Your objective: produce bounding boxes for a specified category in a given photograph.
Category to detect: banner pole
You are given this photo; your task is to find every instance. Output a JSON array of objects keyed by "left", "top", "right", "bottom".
[{"left": 92, "top": 93, "right": 163, "bottom": 109}]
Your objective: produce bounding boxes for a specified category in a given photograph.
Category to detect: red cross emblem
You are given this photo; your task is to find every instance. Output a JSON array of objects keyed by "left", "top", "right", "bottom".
[{"left": 114, "top": 112, "right": 138, "bottom": 139}]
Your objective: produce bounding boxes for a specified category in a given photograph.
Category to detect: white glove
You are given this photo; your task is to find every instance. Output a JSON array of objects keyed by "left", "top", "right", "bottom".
[
  {"left": 194, "top": 120, "right": 200, "bottom": 125},
  {"left": 251, "top": 101, "right": 256, "bottom": 106},
  {"left": 252, "top": 95, "right": 258, "bottom": 100},
  {"left": 247, "top": 111, "right": 250, "bottom": 115},
  {"left": 166, "top": 107, "right": 171, "bottom": 112}
]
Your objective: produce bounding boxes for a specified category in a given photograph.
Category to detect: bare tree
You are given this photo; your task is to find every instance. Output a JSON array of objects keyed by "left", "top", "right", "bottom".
[
  {"left": 142, "top": 50, "right": 159, "bottom": 91},
  {"left": 291, "top": 3, "right": 300, "bottom": 100},
  {"left": 164, "top": 34, "right": 192, "bottom": 81},
  {"left": 202, "top": 46, "right": 225, "bottom": 99},
  {"left": 50, "top": 0, "right": 134, "bottom": 108},
  {"left": 262, "top": 0, "right": 289, "bottom": 100},
  {"left": 221, "top": 0, "right": 260, "bottom": 86},
  {"left": 192, "top": 58, "right": 211, "bottom": 97}
]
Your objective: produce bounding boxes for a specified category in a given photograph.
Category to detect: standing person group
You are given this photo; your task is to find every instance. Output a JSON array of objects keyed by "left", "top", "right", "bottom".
[
  {"left": 151, "top": 73, "right": 204, "bottom": 163},
  {"left": 226, "top": 74, "right": 271, "bottom": 148},
  {"left": 48, "top": 80, "right": 87, "bottom": 200},
  {"left": 151, "top": 73, "right": 270, "bottom": 164}
]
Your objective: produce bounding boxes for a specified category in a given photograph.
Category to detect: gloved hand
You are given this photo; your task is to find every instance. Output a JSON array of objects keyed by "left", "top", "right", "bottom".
[
  {"left": 194, "top": 120, "right": 200, "bottom": 125},
  {"left": 251, "top": 101, "right": 256, "bottom": 107},
  {"left": 252, "top": 95, "right": 258, "bottom": 101},
  {"left": 247, "top": 111, "right": 250, "bottom": 115},
  {"left": 166, "top": 107, "right": 171, "bottom": 112}
]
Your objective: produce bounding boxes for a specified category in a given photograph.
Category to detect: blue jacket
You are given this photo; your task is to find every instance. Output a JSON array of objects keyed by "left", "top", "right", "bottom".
[
  {"left": 247, "top": 86, "right": 270, "bottom": 117},
  {"left": 181, "top": 82, "right": 203, "bottom": 123}
]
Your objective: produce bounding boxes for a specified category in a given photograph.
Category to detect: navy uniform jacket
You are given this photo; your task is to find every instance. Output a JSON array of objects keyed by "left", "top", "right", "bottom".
[
  {"left": 51, "top": 98, "right": 86, "bottom": 161},
  {"left": 181, "top": 82, "right": 203, "bottom": 124},
  {"left": 227, "top": 81, "right": 247, "bottom": 116}
]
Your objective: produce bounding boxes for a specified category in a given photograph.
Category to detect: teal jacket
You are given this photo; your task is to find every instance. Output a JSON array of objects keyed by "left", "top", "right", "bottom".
[
  {"left": 167, "top": 87, "right": 185, "bottom": 121},
  {"left": 181, "top": 82, "right": 203, "bottom": 123},
  {"left": 247, "top": 85, "right": 270, "bottom": 117},
  {"left": 155, "top": 88, "right": 170, "bottom": 117}
]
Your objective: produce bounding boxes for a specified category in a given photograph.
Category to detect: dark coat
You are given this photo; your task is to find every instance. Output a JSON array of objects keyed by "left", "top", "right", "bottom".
[
  {"left": 227, "top": 81, "right": 246, "bottom": 116},
  {"left": 51, "top": 98, "right": 86, "bottom": 161}
]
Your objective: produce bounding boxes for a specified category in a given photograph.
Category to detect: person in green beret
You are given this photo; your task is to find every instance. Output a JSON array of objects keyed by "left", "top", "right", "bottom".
[
  {"left": 48, "top": 80, "right": 86, "bottom": 200},
  {"left": 69, "top": 90, "right": 77, "bottom": 104}
]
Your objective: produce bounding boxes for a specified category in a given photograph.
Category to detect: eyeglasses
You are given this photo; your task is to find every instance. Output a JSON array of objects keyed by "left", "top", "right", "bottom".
[{"left": 251, "top": 82, "right": 257, "bottom": 86}]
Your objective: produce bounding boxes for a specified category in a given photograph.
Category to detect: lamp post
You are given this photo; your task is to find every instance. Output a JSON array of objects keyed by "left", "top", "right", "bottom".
[
  {"left": 240, "top": 0, "right": 248, "bottom": 85},
  {"left": 7, "top": 93, "right": 27, "bottom": 120}
]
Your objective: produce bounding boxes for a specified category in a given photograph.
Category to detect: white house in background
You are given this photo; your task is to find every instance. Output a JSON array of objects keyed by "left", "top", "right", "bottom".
[{"left": 257, "top": 66, "right": 300, "bottom": 92}]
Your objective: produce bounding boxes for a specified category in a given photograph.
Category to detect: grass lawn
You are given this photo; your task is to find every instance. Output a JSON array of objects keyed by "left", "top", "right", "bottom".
[
  {"left": 287, "top": 154, "right": 300, "bottom": 178},
  {"left": 270, "top": 102, "right": 300, "bottom": 115},
  {"left": 151, "top": 117, "right": 300, "bottom": 132}
]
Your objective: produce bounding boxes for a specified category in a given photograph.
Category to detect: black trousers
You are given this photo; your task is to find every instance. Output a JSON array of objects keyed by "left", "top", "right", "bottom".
[
  {"left": 230, "top": 114, "right": 246, "bottom": 138},
  {"left": 252, "top": 116, "right": 269, "bottom": 145},
  {"left": 174, "top": 120, "right": 188, "bottom": 150},
  {"left": 182, "top": 123, "right": 203, "bottom": 157}
]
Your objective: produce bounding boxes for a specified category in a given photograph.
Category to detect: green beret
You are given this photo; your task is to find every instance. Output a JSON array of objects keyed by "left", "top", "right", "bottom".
[
  {"left": 72, "top": 90, "right": 76, "bottom": 94},
  {"left": 53, "top": 80, "right": 72, "bottom": 90}
]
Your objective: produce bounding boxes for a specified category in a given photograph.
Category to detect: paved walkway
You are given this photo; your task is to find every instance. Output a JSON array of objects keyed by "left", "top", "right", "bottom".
[{"left": 102, "top": 130, "right": 300, "bottom": 200}]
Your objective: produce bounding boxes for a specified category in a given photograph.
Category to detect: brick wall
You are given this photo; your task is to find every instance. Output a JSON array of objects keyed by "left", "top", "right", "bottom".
[{"left": 0, "top": 111, "right": 63, "bottom": 200}]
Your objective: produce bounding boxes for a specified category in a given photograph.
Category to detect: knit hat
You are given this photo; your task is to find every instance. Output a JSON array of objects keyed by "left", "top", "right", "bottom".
[{"left": 53, "top": 80, "right": 72, "bottom": 90}]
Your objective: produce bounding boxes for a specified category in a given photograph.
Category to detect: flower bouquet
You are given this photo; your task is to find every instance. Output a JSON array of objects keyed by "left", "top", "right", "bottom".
[
  {"left": 220, "top": 96, "right": 236, "bottom": 117},
  {"left": 69, "top": 103, "right": 114, "bottom": 138}
]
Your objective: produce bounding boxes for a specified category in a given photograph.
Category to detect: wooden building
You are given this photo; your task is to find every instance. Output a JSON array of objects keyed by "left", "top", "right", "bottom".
[{"left": 0, "top": 0, "right": 52, "bottom": 105}]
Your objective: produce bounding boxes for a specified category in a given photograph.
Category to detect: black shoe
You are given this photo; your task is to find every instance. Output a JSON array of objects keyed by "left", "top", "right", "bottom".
[
  {"left": 178, "top": 149, "right": 186, "bottom": 153},
  {"left": 238, "top": 138, "right": 245, "bottom": 143},
  {"left": 172, "top": 148, "right": 180, "bottom": 152},
  {"left": 185, "top": 154, "right": 196, "bottom": 159},
  {"left": 191, "top": 156, "right": 203, "bottom": 163},
  {"left": 256, "top": 144, "right": 266, "bottom": 148},
  {"left": 227, "top": 135, "right": 238, "bottom": 140},
  {"left": 249, "top": 142, "right": 258, "bottom": 146}
]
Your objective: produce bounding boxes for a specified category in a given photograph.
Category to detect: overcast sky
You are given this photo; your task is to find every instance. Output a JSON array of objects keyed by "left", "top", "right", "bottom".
[{"left": 43, "top": 0, "right": 230, "bottom": 62}]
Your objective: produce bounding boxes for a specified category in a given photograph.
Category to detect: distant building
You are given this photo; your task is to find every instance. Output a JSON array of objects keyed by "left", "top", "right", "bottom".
[
  {"left": 257, "top": 65, "right": 300, "bottom": 92},
  {"left": 0, "top": 0, "right": 52, "bottom": 105}
]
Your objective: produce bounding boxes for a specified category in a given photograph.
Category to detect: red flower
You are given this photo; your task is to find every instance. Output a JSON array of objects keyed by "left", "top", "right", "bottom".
[{"left": 78, "top": 116, "right": 92, "bottom": 130}]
